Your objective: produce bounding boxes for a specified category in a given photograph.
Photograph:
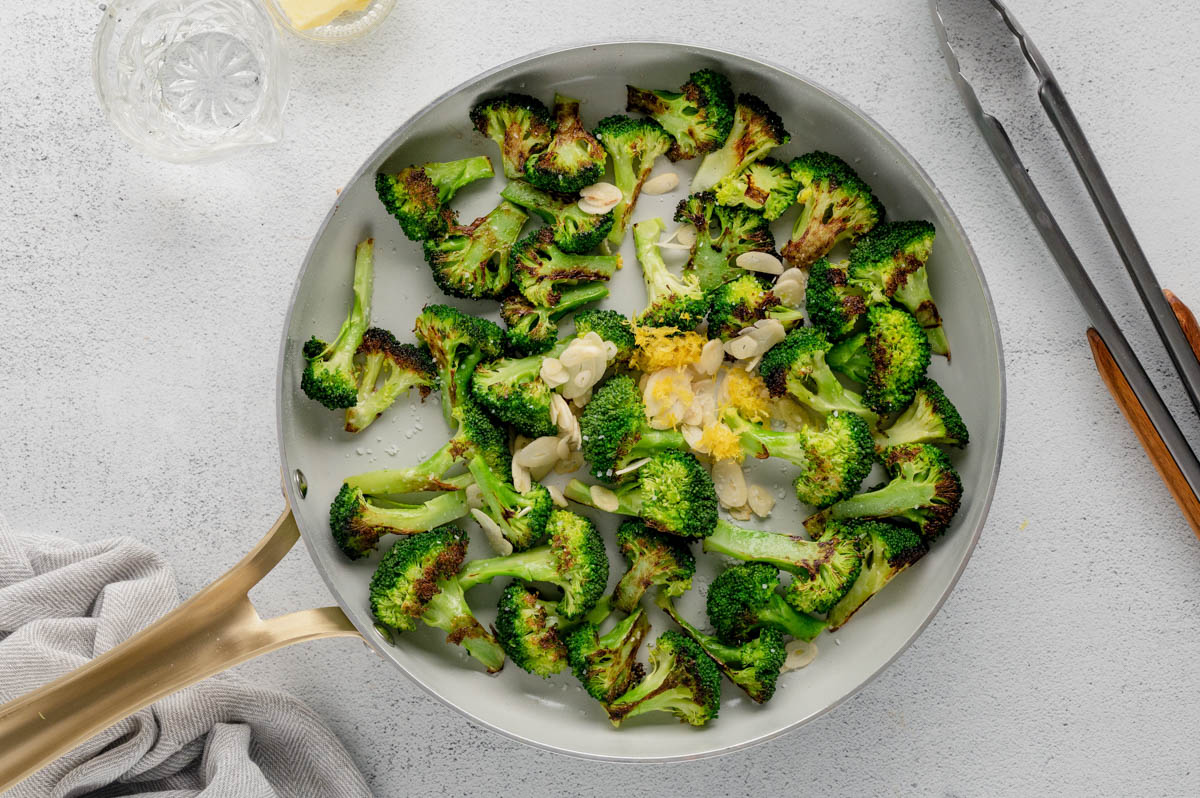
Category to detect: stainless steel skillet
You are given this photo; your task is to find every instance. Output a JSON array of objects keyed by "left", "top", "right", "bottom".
[{"left": 0, "top": 41, "right": 1004, "bottom": 787}]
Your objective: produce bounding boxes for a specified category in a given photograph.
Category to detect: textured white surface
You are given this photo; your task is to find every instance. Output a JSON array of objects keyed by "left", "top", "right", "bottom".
[{"left": 2, "top": 0, "right": 1199, "bottom": 794}]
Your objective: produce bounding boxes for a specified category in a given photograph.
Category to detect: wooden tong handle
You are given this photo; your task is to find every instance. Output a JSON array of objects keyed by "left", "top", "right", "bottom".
[{"left": 1088, "top": 290, "right": 1200, "bottom": 539}]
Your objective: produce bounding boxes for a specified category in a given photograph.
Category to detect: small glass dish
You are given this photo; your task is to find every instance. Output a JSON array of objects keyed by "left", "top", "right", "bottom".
[{"left": 263, "top": 0, "right": 395, "bottom": 43}]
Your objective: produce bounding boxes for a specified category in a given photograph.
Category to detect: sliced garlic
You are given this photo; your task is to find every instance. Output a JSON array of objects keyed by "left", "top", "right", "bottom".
[
  {"left": 465, "top": 483, "right": 484, "bottom": 509},
  {"left": 725, "top": 336, "right": 759, "bottom": 360},
  {"left": 471, "top": 508, "right": 513, "bottom": 556},
  {"left": 654, "top": 240, "right": 692, "bottom": 251},
  {"left": 782, "top": 639, "right": 818, "bottom": 671},
  {"left": 727, "top": 503, "right": 754, "bottom": 521},
  {"left": 674, "top": 224, "right": 697, "bottom": 247},
  {"left": 698, "top": 338, "right": 725, "bottom": 376},
  {"left": 747, "top": 484, "right": 775, "bottom": 517},
  {"left": 748, "top": 318, "right": 787, "bottom": 349},
  {"left": 681, "top": 424, "right": 703, "bottom": 449},
  {"left": 513, "top": 505, "right": 532, "bottom": 519},
  {"left": 712, "top": 459, "right": 747, "bottom": 508},
  {"left": 590, "top": 485, "right": 620, "bottom": 513},
  {"left": 579, "top": 181, "right": 622, "bottom": 206},
  {"left": 614, "top": 457, "right": 651, "bottom": 476},
  {"left": 556, "top": 435, "right": 571, "bottom": 461},
  {"left": 547, "top": 483, "right": 569, "bottom": 507},
  {"left": 773, "top": 267, "right": 806, "bottom": 307},
  {"left": 641, "top": 172, "right": 679, "bottom": 195},
  {"left": 512, "top": 461, "right": 532, "bottom": 493},
  {"left": 555, "top": 449, "right": 585, "bottom": 474},
  {"left": 736, "top": 250, "right": 784, "bottom": 275},
  {"left": 515, "top": 436, "right": 561, "bottom": 469}
]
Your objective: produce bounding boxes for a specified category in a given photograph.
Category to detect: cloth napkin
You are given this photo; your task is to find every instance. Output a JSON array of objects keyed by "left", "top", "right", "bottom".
[{"left": 0, "top": 514, "right": 373, "bottom": 798}]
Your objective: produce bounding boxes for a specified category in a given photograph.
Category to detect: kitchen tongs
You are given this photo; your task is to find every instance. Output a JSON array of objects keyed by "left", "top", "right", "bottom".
[{"left": 930, "top": 0, "right": 1200, "bottom": 536}]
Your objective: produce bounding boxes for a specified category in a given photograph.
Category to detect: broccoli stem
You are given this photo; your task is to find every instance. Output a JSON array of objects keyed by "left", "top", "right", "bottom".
[
  {"left": 757, "top": 594, "right": 825, "bottom": 642},
  {"left": 703, "top": 520, "right": 827, "bottom": 577},
  {"left": 627, "top": 428, "right": 688, "bottom": 461},
  {"left": 421, "top": 577, "right": 506, "bottom": 672},
  {"left": 466, "top": 455, "right": 518, "bottom": 537},
  {"left": 732, "top": 425, "right": 808, "bottom": 468},
  {"left": 563, "top": 479, "right": 645, "bottom": 517},
  {"left": 829, "top": 480, "right": 936, "bottom": 521},
  {"left": 458, "top": 547, "right": 558, "bottom": 592},
  {"left": 552, "top": 282, "right": 610, "bottom": 317},
  {"left": 358, "top": 490, "right": 469, "bottom": 533},
  {"left": 658, "top": 595, "right": 743, "bottom": 661},
  {"left": 326, "top": 238, "right": 375, "bottom": 372},
  {"left": 422, "top": 156, "right": 495, "bottom": 201},
  {"left": 344, "top": 444, "right": 471, "bottom": 495},
  {"left": 499, "top": 180, "right": 566, "bottom": 223},
  {"left": 634, "top": 218, "right": 673, "bottom": 303}
]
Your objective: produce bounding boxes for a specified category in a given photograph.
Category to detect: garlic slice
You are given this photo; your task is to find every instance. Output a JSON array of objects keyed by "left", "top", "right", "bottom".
[
  {"left": 782, "top": 639, "right": 818, "bottom": 671},
  {"left": 471, "top": 509, "right": 513, "bottom": 556},
  {"left": 736, "top": 250, "right": 784, "bottom": 275},
  {"left": 641, "top": 172, "right": 679, "bottom": 195},
  {"left": 590, "top": 485, "right": 620, "bottom": 513}
]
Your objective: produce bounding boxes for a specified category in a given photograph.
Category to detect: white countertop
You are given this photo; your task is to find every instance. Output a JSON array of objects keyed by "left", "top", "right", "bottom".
[{"left": 3, "top": 0, "right": 1200, "bottom": 794}]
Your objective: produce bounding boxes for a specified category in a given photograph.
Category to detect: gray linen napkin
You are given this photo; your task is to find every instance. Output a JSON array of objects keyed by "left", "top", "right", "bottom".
[{"left": 0, "top": 514, "right": 373, "bottom": 798}]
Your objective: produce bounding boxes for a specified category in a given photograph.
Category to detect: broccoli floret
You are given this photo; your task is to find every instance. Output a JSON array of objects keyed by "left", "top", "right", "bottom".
[
  {"left": 345, "top": 400, "right": 510, "bottom": 496},
  {"left": 523, "top": 94, "right": 607, "bottom": 194},
  {"left": 512, "top": 227, "right": 618, "bottom": 307},
  {"left": 472, "top": 311, "right": 635, "bottom": 437},
  {"left": 674, "top": 192, "right": 776, "bottom": 292},
  {"left": 808, "top": 443, "right": 963, "bottom": 540},
  {"left": 724, "top": 408, "right": 873, "bottom": 508},
  {"left": 494, "top": 582, "right": 568, "bottom": 677},
  {"left": 375, "top": 156, "right": 494, "bottom": 241},
  {"left": 422, "top": 201, "right": 528, "bottom": 300},
  {"left": 606, "top": 629, "right": 721, "bottom": 727},
  {"left": 565, "top": 450, "right": 718, "bottom": 540},
  {"left": 577, "top": 375, "right": 686, "bottom": 479},
  {"left": 827, "top": 305, "right": 931, "bottom": 415},
  {"left": 499, "top": 180, "right": 614, "bottom": 255},
  {"left": 849, "top": 220, "right": 948, "bottom": 356},
  {"left": 466, "top": 454, "right": 553, "bottom": 551},
  {"left": 499, "top": 284, "right": 609, "bottom": 357},
  {"left": 657, "top": 593, "right": 785, "bottom": 704},
  {"left": 458, "top": 509, "right": 609, "bottom": 621},
  {"left": 369, "top": 524, "right": 504, "bottom": 672},
  {"left": 703, "top": 520, "right": 860, "bottom": 613},
  {"left": 612, "top": 520, "right": 696, "bottom": 613},
  {"left": 691, "top": 93, "right": 790, "bottom": 192},
  {"left": 633, "top": 217, "right": 708, "bottom": 329},
  {"left": 414, "top": 304, "right": 504, "bottom": 424},
  {"left": 626, "top": 69, "right": 735, "bottom": 161},
  {"left": 705, "top": 562, "right": 826, "bottom": 643},
  {"left": 758, "top": 327, "right": 880, "bottom": 427},
  {"left": 706, "top": 273, "right": 805, "bottom": 341},
  {"left": 713, "top": 157, "right": 800, "bottom": 221},
  {"left": 344, "top": 328, "right": 436, "bottom": 433},
  {"left": 593, "top": 115, "right": 673, "bottom": 246},
  {"left": 825, "top": 519, "right": 927, "bottom": 630},
  {"left": 301, "top": 238, "right": 374, "bottom": 410},
  {"left": 331, "top": 484, "right": 469, "bottom": 560},
  {"left": 781, "top": 151, "right": 883, "bottom": 269},
  {"left": 806, "top": 257, "right": 868, "bottom": 341},
  {"left": 469, "top": 93, "right": 553, "bottom": 180},
  {"left": 566, "top": 608, "right": 650, "bottom": 704},
  {"left": 877, "top": 377, "right": 969, "bottom": 449},
  {"left": 784, "top": 520, "right": 865, "bottom": 616}
]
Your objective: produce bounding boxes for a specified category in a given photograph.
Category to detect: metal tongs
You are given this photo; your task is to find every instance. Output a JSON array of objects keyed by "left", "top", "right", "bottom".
[{"left": 930, "top": 0, "right": 1200, "bottom": 535}]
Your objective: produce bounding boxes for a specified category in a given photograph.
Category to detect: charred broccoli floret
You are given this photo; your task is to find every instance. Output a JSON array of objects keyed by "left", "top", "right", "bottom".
[
  {"left": 706, "top": 273, "right": 805, "bottom": 341},
  {"left": 577, "top": 375, "right": 686, "bottom": 479},
  {"left": 781, "top": 151, "right": 883, "bottom": 269},
  {"left": 458, "top": 509, "right": 609, "bottom": 621},
  {"left": 472, "top": 309, "right": 635, "bottom": 437},
  {"left": 500, "top": 180, "right": 614, "bottom": 255},
  {"left": 511, "top": 227, "right": 618, "bottom": 307},
  {"left": 345, "top": 400, "right": 509, "bottom": 496},
  {"left": 657, "top": 593, "right": 785, "bottom": 704},
  {"left": 806, "top": 257, "right": 868, "bottom": 341},
  {"left": 566, "top": 608, "right": 651, "bottom": 704},
  {"left": 784, "top": 520, "right": 865, "bottom": 616},
  {"left": 723, "top": 407, "right": 873, "bottom": 508},
  {"left": 825, "top": 519, "right": 927, "bottom": 630},
  {"left": 565, "top": 450, "right": 718, "bottom": 540},
  {"left": 330, "top": 485, "right": 469, "bottom": 560},
  {"left": 344, "top": 328, "right": 436, "bottom": 433},
  {"left": 467, "top": 454, "right": 553, "bottom": 551},
  {"left": 469, "top": 93, "right": 553, "bottom": 180},
  {"left": 877, "top": 377, "right": 969, "bottom": 449},
  {"left": 369, "top": 524, "right": 504, "bottom": 672},
  {"left": 499, "top": 283, "right": 609, "bottom": 357},
  {"left": 626, "top": 69, "right": 735, "bottom": 161},
  {"left": 713, "top": 157, "right": 800, "bottom": 221},
  {"left": 301, "top": 238, "right": 374, "bottom": 410},
  {"left": 422, "top": 201, "right": 528, "bottom": 300},
  {"left": 593, "top": 115, "right": 673, "bottom": 246},
  {"left": 704, "top": 562, "right": 825, "bottom": 643},
  {"left": 612, "top": 520, "right": 696, "bottom": 612},
  {"left": 524, "top": 94, "right": 607, "bottom": 194},
  {"left": 633, "top": 217, "right": 708, "bottom": 329},
  {"left": 827, "top": 304, "right": 931, "bottom": 415},
  {"left": 807, "top": 443, "right": 963, "bottom": 540},
  {"left": 606, "top": 630, "right": 721, "bottom": 727},
  {"left": 849, "top": 220, "right": 948, "bottom": 356},
  {"left": 414, "top": 304, "right": 504, "bottom": 423},
  {"left": 759, "top": 327, "right": 880, "bottom": 427},
  {"left": 375, "top": 156, "right": 494, "bottom": 241},
  {"left": 494, "top": 582, "right": 568, "bottom": 677},
  {"left": 691, "top": 93, "right": 790, "bottom": 192},
  {"left": 674, "top": 192, "right": 776, "bottom": 292}
]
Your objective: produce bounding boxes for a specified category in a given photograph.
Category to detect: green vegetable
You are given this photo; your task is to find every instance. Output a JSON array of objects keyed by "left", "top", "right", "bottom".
[
  {"left": 301, "top": 238, "right": 374, "bottom": 410},
  {"left": 781, "top": 151, "right": 883, "bottom": 269},
  {"left": 344, "top": 328, "right": 436, "bottom": 434},
  {"left": 626, "top": 69, "right": 735, "bottom": 161},
  {"left": 470, "top": 93, "right": 553, "bottom": 180},
  {"left": 375, "top": 156, "right": 494, "bottom": 241}
]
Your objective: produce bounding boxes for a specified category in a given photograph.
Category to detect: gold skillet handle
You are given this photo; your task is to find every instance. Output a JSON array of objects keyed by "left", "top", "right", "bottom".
[{"left": 0, "top": 505, "right": 361, "bottom": 794}]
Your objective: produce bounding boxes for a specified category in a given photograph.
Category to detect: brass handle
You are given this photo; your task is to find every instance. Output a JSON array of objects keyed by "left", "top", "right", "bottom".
[{"left": 0, "top": 505, "right": 362, "bottom": 793}]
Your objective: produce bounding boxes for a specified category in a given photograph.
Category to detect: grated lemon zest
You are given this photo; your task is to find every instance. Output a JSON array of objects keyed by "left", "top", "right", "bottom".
[
  {"left": 632, "top": 326, "right": 705, "bottom": 372},
  {"left": 698, "top": 422, "right": 743, "bottom": 462},
  {"left": 723, "top": 368, "right": 772, "bottom": 424}
]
